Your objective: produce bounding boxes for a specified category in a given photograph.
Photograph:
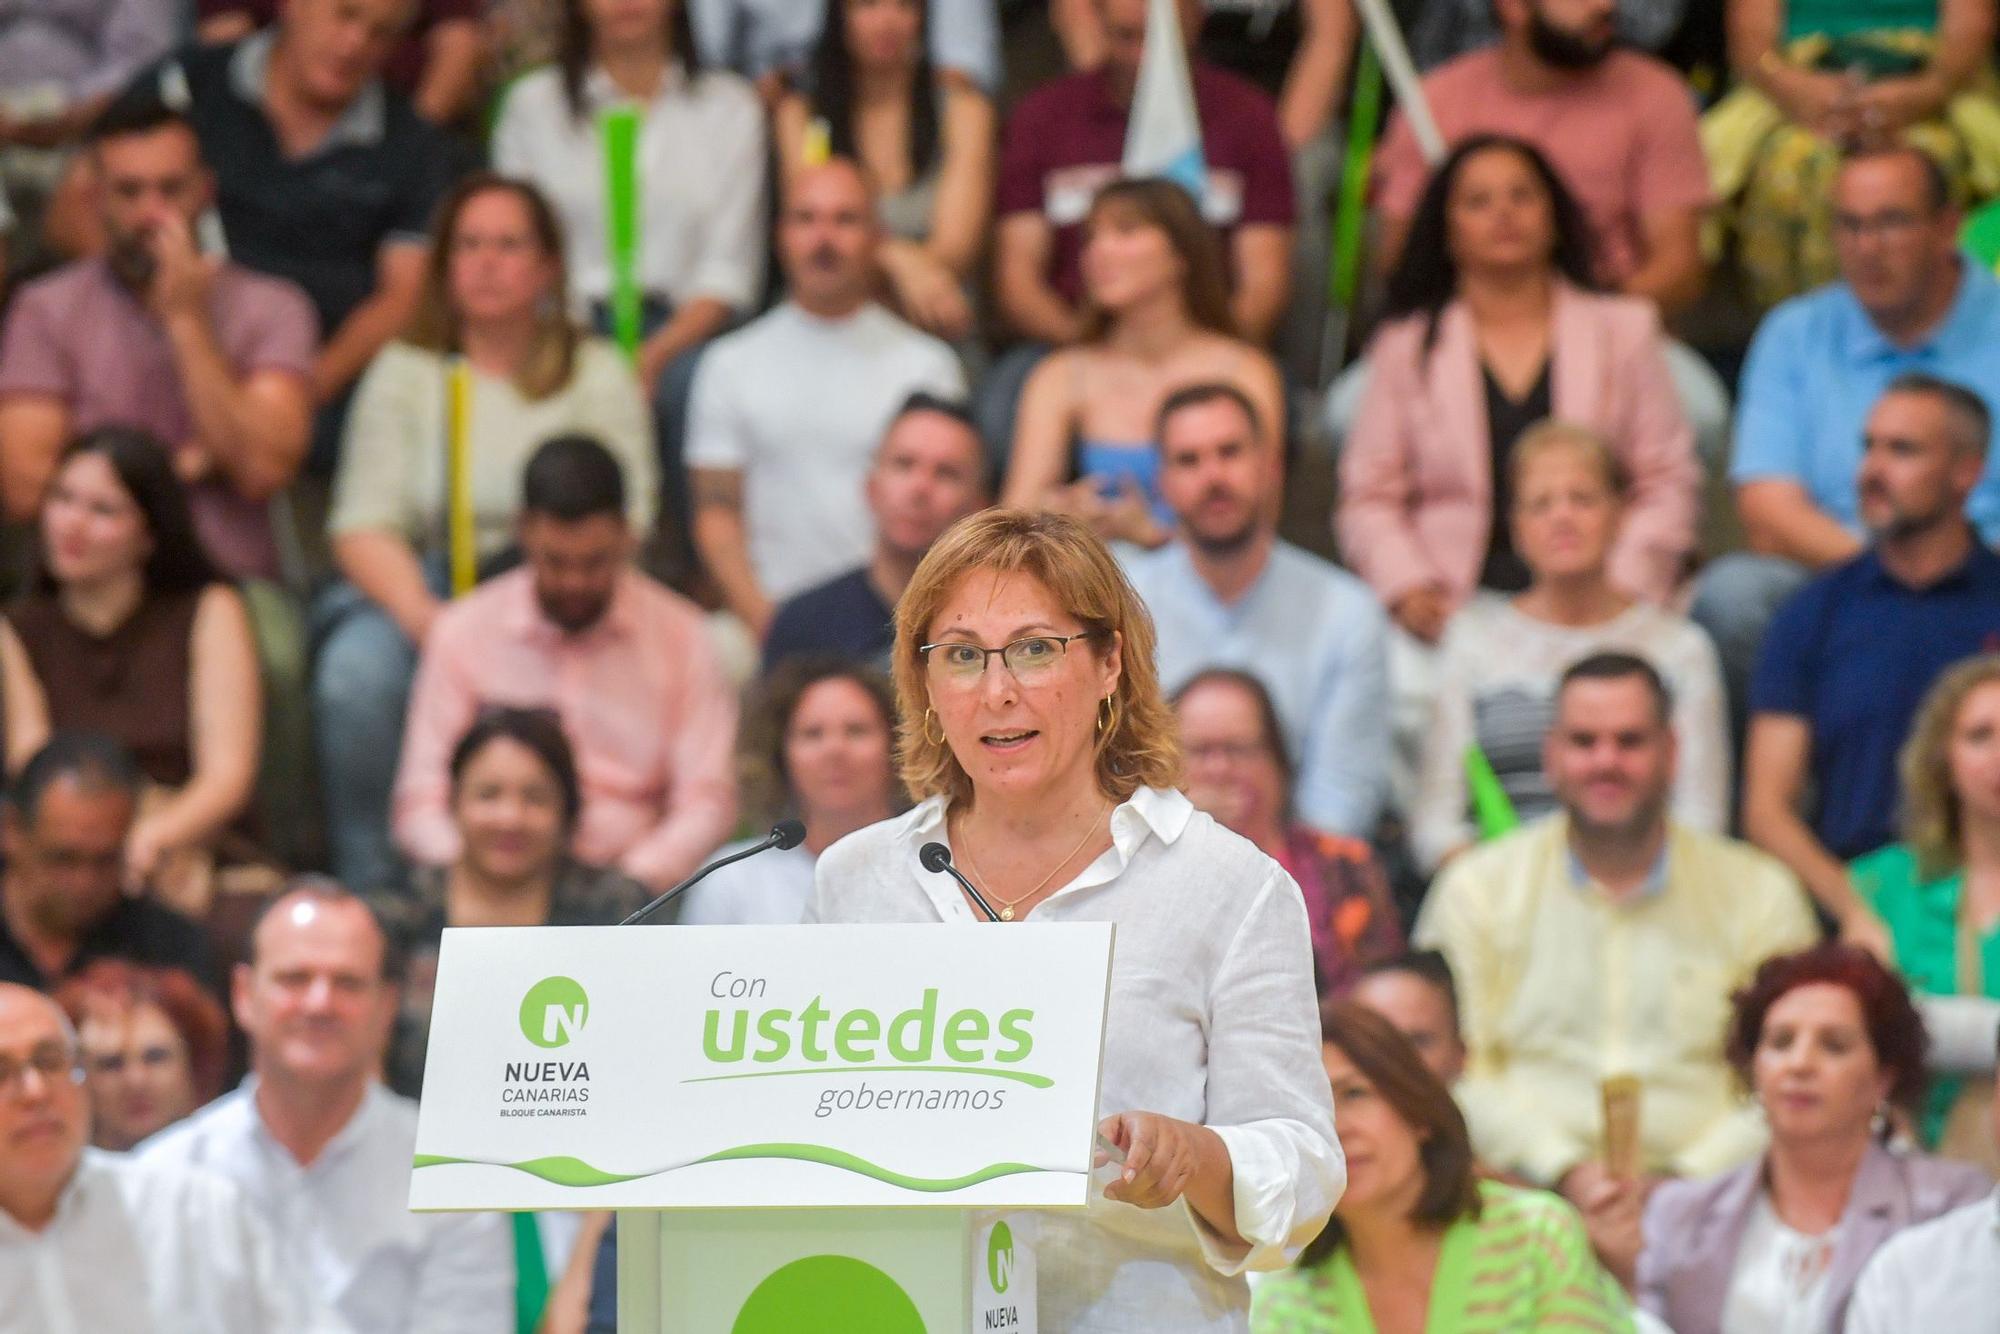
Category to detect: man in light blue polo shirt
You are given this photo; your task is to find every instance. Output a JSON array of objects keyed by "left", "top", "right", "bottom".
[
  {"left": 1692, "top": 144, "right": 2000, "bottom": 736},
  {"left": 1121, "top": 382, "right": 1390, "bottom": 837}
]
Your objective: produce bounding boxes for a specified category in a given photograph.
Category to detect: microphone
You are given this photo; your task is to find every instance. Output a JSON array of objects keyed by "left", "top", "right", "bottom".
[
  {"left": 620, "top": 820, "right": 808, "bottom": 925},
  {"left": 918, "top": 842, "right": 1001, "bottom": 923}
]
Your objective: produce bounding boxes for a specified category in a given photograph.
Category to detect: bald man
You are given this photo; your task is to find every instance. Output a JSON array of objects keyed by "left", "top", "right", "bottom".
[
  {"left": 0, "top": 983, "right": 323, "bottom": 1331},
  {"left": 139, "top": 883, "right": 511, "bottom": 1334},
  {"left": 688, "top": 156, "right": 965, "bottom": 640}
]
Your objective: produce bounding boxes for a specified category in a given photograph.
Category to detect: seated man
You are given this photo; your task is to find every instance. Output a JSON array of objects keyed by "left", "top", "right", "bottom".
[
  {"left": 139, "top": 882, "right": 512, "bottom": 1332},
  {"left": 130, "top": 0, "right": 455, "bottom": 469},
  {"left": 762, "top": 392, "right": 989, "bottom": 672},
  {"left": 0, "top": 93, "right": 315, "bottom": 579},
  {"left": 688, "top": 157, "right": 964, "bottom": 643},
  {"left": 395, "top": 436, "right": 738, "bottom": 893},
  {"left": 194, "top": 0, "right": 484, "bottom": 127},
  {"left": 1123, "top": 382, "right": 1389, "bottom": 837},
  {"left": 1417, "top": 653, "right": 1816, "bottom": 1198},
  {"left": 1695, "top": 146, "right": 2000, "bottom": 729},
  {"left": 1743, "top": 373, "right": 2000, "bottom": 951},
  {"left": 0, "top": 734, "right": 215, "bottom": 996},
  {"left": 0, "top": 982, "right": 326, "bottom": 1331},
  {"left": 1351, "top": 951, "right": 1468, "bottom": 1089}
]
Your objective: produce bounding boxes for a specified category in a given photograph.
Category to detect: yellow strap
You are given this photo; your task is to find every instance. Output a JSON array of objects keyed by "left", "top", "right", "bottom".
[{"left": 447, "top": 360, "right": 476, "bottom": 597}]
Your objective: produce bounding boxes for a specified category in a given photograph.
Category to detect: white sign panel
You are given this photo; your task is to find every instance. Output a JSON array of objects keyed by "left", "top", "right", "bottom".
[{"left": 410, "top": 923, "right": 1114, "bottom": 1212}]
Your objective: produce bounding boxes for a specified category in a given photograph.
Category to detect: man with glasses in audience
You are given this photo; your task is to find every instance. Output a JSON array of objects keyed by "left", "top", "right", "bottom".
[{"left": 0, "top": 982, "right": 326, "bottom": 1331}]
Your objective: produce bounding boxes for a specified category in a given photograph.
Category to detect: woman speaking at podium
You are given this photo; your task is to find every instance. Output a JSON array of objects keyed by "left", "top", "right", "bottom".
[{"left": 807, "top": 508, "right": 1344, "bottom": 1331}]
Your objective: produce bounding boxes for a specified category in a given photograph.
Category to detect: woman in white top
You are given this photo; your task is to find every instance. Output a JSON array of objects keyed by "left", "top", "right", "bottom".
[
  {"left": 315, "top": 173, "right": 653, "bottom": 893},
  {"left": 1414, "top": 420, "right": 1727, "bottom": 871},
  {"left": 808, "top": 508, "right": 1344, "bottom": 1332},
  {"left": 674, "top": 657, "right": 902, "bottom": 924}
]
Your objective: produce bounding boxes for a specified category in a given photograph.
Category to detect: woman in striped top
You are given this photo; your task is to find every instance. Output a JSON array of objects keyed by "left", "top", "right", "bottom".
[{"left": 1252, "top": 1003, "right": 1634, "bottom": 1333}]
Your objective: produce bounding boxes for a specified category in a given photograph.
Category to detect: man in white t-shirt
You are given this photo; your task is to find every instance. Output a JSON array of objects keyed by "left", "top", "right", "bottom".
[{"left": 687, "top": 157, "right": 964, "bottom": 641}]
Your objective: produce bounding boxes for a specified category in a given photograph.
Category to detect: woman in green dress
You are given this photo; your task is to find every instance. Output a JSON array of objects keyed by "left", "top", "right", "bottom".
[
  {"left": 1851, "top": 652, "right": 2000, "bottom": 1174},
  {"left": 1251, "top": 1003, "right": 1633, "bottom": 1333}
]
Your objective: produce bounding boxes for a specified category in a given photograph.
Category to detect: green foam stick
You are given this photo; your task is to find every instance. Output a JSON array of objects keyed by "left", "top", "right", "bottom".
[
  {"left": 600, "top": 106, "right": 643, "bottom": 361},
  {"left": 1465, "top": 743, "right": 1519, "bottom": 841},
  {"left": 1329, "top": 40, "right": 1384, "bottom": 312},
  {"left": 509, "top": 1212, "right": 549, "bottom": 1334}
]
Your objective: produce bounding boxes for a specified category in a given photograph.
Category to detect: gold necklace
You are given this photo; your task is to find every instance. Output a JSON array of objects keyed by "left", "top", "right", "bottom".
[{"left": 954, "top": 806, "right": 1108, "bottom": 921}]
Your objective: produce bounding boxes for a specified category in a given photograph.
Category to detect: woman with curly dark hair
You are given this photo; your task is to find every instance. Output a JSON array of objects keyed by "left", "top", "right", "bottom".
[{"left": 1635, "top": 943, "right": 1991, "bottom": 1333}]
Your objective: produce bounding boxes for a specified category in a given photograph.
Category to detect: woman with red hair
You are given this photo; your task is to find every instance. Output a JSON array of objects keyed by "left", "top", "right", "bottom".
[
  {"left": 54, "top": 959, "right": 229, "bottom": 1151},
  {"left": 1634, "top": 944, "right": 1990, "bottom": 1334}
]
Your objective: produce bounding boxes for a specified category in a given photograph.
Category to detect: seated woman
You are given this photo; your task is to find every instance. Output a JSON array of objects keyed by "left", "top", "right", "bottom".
[
  {"left": 379, "top": 706, "right": 649, "bottom": 1097},
  {"left": 774, "top": 0, "right": 994, "bottom": 343},
  {"left": 1707, "top": 0, "right": 2000, "bottom": 307},
  {"left": 1172, "top": 668, "right": 1403, "bottom": 1000},
  {"left": 1252, "top": 1002, "right": 1634, "bottom": 1331},
  {"left": 1852, "top": 653, "right": 2000, "bottom": 1175},
  {"left": 1413, "top": 421, "right": 1729, "bottom": 870},
  {"left": 674, "top": 657, "right": 900, "bottom": 925},
  {"left": 1002, "top": 177, "right": 1286, "bottom": 546},
  {"left": 1636, "top": 944, "right": 1991, "bottom": 1331},
  {"left": 10, "top": 427, "right": 261, "bottom": 913},
  {"left": 54, "top": 959, "right": 229, "bottom": 1151},
  {"left": 316, "top": 173, "right": 655, "bottom": 894}
]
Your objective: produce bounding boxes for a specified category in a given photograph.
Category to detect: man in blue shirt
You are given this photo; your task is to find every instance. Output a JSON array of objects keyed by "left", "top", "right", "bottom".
[
  {"left": 1122, "top": 381, "right": 1389, "bottom": 837},
  {"left": 1693, "top": 145, "right": 2000, "bottom": 736},
  {"left": 1743, "top": 373, "right": 2000, "bottom": 953}
]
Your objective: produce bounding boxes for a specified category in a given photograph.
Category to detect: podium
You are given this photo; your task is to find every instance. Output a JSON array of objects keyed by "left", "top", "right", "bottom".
[{"left": 409, "top": 923, "right": 1115, "bottom": 1332}]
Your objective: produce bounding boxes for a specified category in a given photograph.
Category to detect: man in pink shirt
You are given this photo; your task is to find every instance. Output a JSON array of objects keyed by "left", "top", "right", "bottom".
[
  {"left": 393, "top": 435, "right": 738, "bottom": 893},
  {"left": 1372, "top": 0, "right": 1712, "bottom": 315}
]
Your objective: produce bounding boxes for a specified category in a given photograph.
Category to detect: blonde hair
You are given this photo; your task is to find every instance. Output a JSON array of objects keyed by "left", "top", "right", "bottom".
[
  {"left": 1507, "top": 419, "right": 1630, "bottom": 501},
  {"left": 1899, "top": 653, "right": 2000, "bottom": 878},
  {"left": 892, "top": 509, "right": 1183, "bottom": 806}
]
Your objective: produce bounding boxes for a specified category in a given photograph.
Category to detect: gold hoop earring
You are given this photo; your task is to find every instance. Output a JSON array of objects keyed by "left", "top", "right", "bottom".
[
  {"left": 1097, "top": 695, "right": 1116, "bottom": 736},
  {"left": 923, "top": 707, "right": 945, "bottom": 746}
]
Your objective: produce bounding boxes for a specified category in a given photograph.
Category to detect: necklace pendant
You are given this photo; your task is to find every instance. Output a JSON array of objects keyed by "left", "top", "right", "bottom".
[{"left": 999, "top": 906, "right": 1014, "bottom": 921}]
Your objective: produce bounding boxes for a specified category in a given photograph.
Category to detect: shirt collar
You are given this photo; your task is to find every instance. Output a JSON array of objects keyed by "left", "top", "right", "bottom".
[
  {"left": 228, "top": 30, "right": 386, "bottom": 150},
  {"left": 1839, "top": 255, "right": 1993, "bottom": 363},
  {"left": 1565, "top": 827, "right": 1670, "bottom": 901},
  {"left": 499, "top": 567, "right": 640, "bottom": 644},
  {"left": 243, "top": 1074, "right": 384, "bottom": 1169},
  {"left": 0, "top": 1148, "right": 106, "bottom": 1241},
  {"left": 583, "top": 60, "right": 690, "bottom": 110},
  {"left": 1858, "top": 535, "right": 2000, "bottom": 592}
]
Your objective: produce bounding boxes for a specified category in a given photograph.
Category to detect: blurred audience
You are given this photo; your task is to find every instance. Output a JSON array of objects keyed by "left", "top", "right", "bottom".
[
  {"left": 1250, "top": 1002, "right": 1632, "bottom": 1331},
  {"left": 775, "top": 0, "right": 994, "bottom": 344},
  {"left": 317, "top": 175, "right": 653, "bottom": 894},
  {"left": 0, "top": 734, "right": 216, "bottom": 997},
  {"left": 54, "top": 959, "right": 227, "bottom": 1152},
  {"left": 687, "top": 157, "right": 963, "bottom": 641},
  {"left": 673, "top": 657, "right": 900, "bottom": 924},
  {"left": 139, "top": 882, "right": 513, "bottom": 1333},
  {"left": 12, "top": 430, "right": 262, "bottom": 912},
  {"left": 1352, "top": 951, "right": 1468, "bottom": 1088},
  {"left": 1414, "top": 421, "right": 1726, "bottom": 872},
  {"left": 1853, "top": 654, "right": 2000, "bottom": 1172},
  {"left": 1131, "top": 382, "right": 1386, "bottom": 837},
  {"left": 1742, "top": 373, "right": 2000, "bottom": 952},
  {"left": 1410, "top": 0, "right": 1686, "bottom": 69},
  {"left": 395, "top": 435, "right": 737, "bottom": 893},
  {"left": 0, "top": 981, "right": 324, "bottom": 1331},
  {"left": 380, "top": 707, "right": 647, "bottom": 1097},
  {"left": 1004, "top": 179, "right": 1286, "bottom": 544},
  {"left": 687, "top": 0, "right": 1001, "bottom": 96},
  {"left": 1372, "top": 0, "right": 1711, "bottom": 316},
  {"left": 991, "top": 0, "right": 1294, "bottom": 361},
  {"left": 1173, "top": 669, "right": 1402, "bottom": 998},
  {"left": 130, "top": 0, "right": 456, "bottom": 468},
  {"left": 1417, "top": 655, "right": 1817, "bottom": 1197},
  {"left": 1636, "top": 945, "right": 1991, "bottom": 1329},
  {"left": 763, "top": 392, "right": 987, "bottom": 672},
  {"left": 0, "top": 93, "right": 315, "bottom": 582},
  {"left": 196, "top": 0, "right": 487, "bottom": 126},
  {"left": 1695, "top": 147, "right": 2000, "bottom": 733},
  {"left": 1706, "top": 0, "right": 2000, "bottom": 307}
]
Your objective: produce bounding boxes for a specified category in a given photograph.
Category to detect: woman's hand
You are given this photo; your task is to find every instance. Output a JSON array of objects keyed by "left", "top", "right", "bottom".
[
  {"left": 1847, "top": 76, "right": 1947, "bottom": 140},
  {"left": 1839, "top": 907, "right": 1895, "bottom": 963},
  {"left": 881, "top": 244, "right": 973, "bottom": 341},
  {"left": 1097, "top": 1111, "right": 1220, "bottom": 1210},
  {"left": 1772, "top": 67, "right": 1863, "bottom": 137},
  {"left": 124, "top": 816, "right": 168, "bottom": 895}
]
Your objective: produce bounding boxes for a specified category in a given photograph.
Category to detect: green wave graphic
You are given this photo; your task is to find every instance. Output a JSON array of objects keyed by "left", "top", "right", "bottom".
[
  {"left": 411, "top": 1145, "right": 1057, "bottom": 1193},
  {"left": 682, "top": 1064, "right": 1053, "bottom": 1089}
]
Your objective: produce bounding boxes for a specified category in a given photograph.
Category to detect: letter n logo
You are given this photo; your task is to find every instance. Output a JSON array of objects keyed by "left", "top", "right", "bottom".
[
  {"left": 519, "top": 976, "right": 589, "bottom": 1049},
  {"left": 986, "top": 1220, "right": 1015, "bottom": 1294}
]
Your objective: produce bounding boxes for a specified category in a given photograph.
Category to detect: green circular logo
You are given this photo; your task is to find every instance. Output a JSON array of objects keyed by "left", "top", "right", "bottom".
[
  {"left": 986, "top": 1220, "right": 1015, "bottom": 1294},
  {"left": 732, "top": 1255, "right": 925, "bottom": 1334},
  {"left": 519, "top": 976, "right": 589, "bottom": 1048}
]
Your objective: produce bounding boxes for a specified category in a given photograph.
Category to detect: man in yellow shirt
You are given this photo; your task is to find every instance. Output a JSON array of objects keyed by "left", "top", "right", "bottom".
[{"left": 1416, "top": 651, "right": 1817, "bottom": 1211}]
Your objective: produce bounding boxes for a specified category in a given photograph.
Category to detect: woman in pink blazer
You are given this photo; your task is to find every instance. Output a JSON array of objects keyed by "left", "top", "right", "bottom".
[{"left": 1339, "top": 135, "right": 1700, "bottom": 648}]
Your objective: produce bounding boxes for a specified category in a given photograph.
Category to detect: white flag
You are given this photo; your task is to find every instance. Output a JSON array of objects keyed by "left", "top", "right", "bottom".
[{"left": 1121, "top": 0, "right": 1207, "bottom": 202}]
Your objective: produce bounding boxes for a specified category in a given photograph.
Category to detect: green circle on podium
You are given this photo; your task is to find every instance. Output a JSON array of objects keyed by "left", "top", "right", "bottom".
[{"left": 732, "top": 1255, "right": 925, "bottom": 1334}]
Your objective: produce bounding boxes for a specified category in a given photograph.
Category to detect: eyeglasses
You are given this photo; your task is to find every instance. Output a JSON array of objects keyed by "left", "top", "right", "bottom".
[
  {"left": 917, "top": 632, "right": 1103, "bottom": 687},
  {"left": 0, "top": 1041, "right": 82, "bottom": 1095}
]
